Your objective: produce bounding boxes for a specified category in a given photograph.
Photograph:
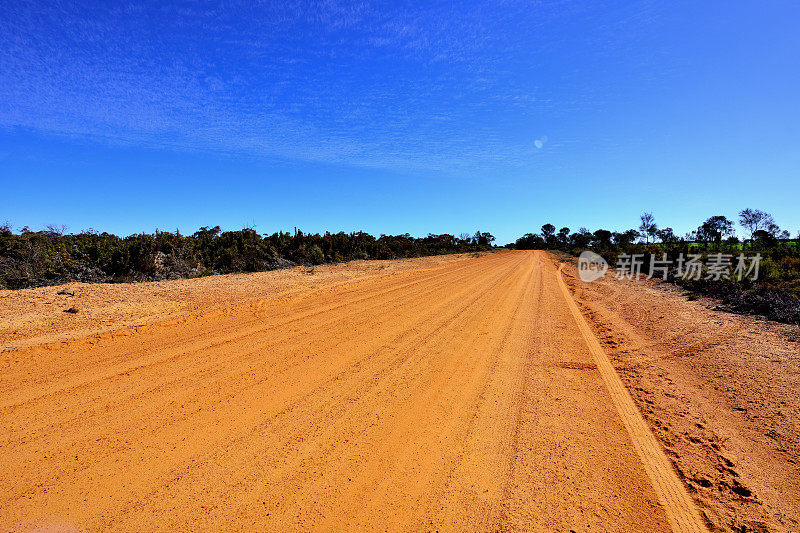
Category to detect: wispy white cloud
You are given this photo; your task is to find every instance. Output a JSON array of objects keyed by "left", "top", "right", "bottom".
[{"left": 0, "top": 0, "right": 605, "bottom": 174}]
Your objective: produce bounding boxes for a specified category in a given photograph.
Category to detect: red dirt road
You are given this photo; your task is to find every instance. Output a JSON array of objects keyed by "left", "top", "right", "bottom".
[{"left": 0, "top": 251, "right": 705, "bottom": 531}]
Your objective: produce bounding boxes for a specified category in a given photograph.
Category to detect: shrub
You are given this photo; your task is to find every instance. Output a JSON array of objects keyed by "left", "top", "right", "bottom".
[
  {"left": 309, "top": 245, "right": 324, "bottom": 265},
  {"left": 0, "top": 226, "right": 493, "bottom": 288}
]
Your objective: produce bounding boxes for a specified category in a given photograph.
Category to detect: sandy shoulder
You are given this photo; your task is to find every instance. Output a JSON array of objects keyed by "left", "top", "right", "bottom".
[
  {"left": 0, "top": 253, "right": 477, "bottom": 352},
  {"left": 561, "top": 257, "right": 800, "bottom": 532}
]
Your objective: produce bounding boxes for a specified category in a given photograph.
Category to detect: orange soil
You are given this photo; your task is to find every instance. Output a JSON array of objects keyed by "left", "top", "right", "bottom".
[
  {"left": 562, "top": 257, "right": 800, "bottom": 531},
  {"left": 1, "top": 251, "right": 709, "bottom": 531}
]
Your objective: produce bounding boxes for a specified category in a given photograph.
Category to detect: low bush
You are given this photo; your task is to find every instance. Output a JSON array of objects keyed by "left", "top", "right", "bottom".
[{"left": 0, "top": 227, "right": 494, "bottom": 289}]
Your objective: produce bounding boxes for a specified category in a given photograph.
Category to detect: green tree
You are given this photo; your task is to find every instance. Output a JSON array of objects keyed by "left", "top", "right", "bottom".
[
  {"left": 557, "top": 227, "right": 570, "bottom": 249},
  {"left": 541, "top": 224, "right": 556, "bottom": 248},
  {"left": 638, "top": 212, "right": 657, "bottom": 244},
  {"left": 656, "top": 227, "right": 676, "bottom": 244},
  {"left": 592, "top": 229, "right": 613, "bottom": 249},
  {"left": 738, "top": 208, "right": 775, "bottom": 241},
  {"left": 473, "top": 231, "right": 495, "bottom": 246},
  {"left": 613, "top": 229, "right": 640, "bottom": 247},
  {"left": 697, "top": 216, "right": 734, "bottom": 248},
  {"left": 571, "top": 228, "right": 592, "bottom": 249}
]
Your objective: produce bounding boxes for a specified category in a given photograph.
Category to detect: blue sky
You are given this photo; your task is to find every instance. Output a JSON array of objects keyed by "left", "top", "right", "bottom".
[{"left": 1, "top": 0, "right": 798, "bottom": 244}]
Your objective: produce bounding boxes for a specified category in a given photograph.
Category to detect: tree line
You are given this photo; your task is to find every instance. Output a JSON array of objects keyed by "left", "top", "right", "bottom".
[
  {"left": 0, "top": 224, "right": 495, "bottom": 289},
  {"left": 511, "top": 209, "right": 798, "bottom": 252},
  {"left": 510, "top": 209, "right": 799, "bottom": 325}
]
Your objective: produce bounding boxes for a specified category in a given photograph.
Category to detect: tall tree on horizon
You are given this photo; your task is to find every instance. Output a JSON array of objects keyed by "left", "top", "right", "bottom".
[
  {"left": 739, "top": 208, "right": 776, "bottom": 241},
  {"left": 639, "top": 213, "right": 657, "bottom": 244}
]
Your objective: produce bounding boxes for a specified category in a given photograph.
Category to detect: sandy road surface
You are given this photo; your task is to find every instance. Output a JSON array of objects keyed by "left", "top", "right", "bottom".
[
  {"left": 1, "top": 251, "right": 704, "bottom": 531},
  {"left": 564, "top": 258, "right": 800, "bottom": 531}
]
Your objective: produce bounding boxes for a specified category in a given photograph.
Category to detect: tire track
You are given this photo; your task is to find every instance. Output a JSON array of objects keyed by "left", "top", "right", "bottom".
[
  {"left": 556, "top": 263, "right": 708, "bottom": 533},
  {"left": 1, "top": 251, "right": 691, "bottom": 532}
]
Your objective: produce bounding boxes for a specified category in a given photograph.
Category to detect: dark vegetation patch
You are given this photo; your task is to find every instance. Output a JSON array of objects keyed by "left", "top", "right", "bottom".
[
  {"left": 679, "top": 276, "right": 800, "bottom": 325},
  {"left": 0, "top": 224, "right": 495, "bottom": 289},
  {"left": 508, "top": 212, "right": 800, "bottom": 326}
]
